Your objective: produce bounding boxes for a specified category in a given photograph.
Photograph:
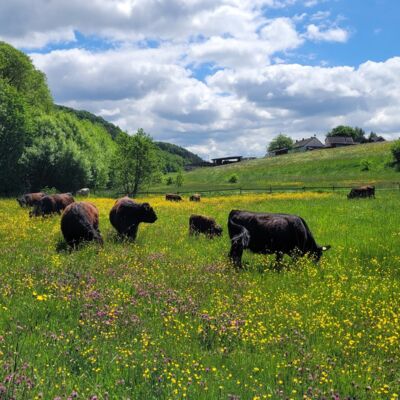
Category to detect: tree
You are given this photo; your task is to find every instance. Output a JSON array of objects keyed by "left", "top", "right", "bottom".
[
  {"left": 391, "top": 140, "right": 400, "bottom": 164},
  {"left": 326, "top": 125, "right": 366, "bottom": 143},
  {"left": 267, "top": 134, "right": 293, "bottom": 153},
  {"left": 0, "top": 41, "right": 53, "bottom": 112},
  {"left": 113, "top": 129, "right": 159, "bottom": 196},
  {"left": 0, "top": 80, "right": 30, "bottom": 194},
  {"left": 176, "top": 171, "right": 184, "bottom": 188}
]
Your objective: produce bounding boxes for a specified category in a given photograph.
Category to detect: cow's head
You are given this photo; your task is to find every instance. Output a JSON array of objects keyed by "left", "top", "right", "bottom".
[
  {"left": 314, "top": 245, "right": 331, "bottom": 261},
  {"left": 213, "top": 225, "right": 223, "bottom": 237},
  {"left": 141, "top": 203, "right": 157, "bottom": 223}
]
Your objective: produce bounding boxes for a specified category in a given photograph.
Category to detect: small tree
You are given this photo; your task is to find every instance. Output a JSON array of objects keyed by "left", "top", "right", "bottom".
[
  {"left": 176, "top": 171, "right": 184, "bottom": 188},
  {"left": 391, "top": 140, "right": 400, "bottom": 164},
  {"left": 228, "top": 174, "right": 238, "bottom": 184},
  {"left": 267, "top": 134, "right": 293, "bottom": 153},
  {"left": 166, "top": 176, "right": 174, "bottom": 185},
  {"left": 113, "top": 128, "right": 159, "bottom": 196}
]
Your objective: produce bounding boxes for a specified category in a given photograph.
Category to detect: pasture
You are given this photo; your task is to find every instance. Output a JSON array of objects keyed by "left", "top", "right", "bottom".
[{"left": 0, "top": 192, "right": 399, "bottom": 399}]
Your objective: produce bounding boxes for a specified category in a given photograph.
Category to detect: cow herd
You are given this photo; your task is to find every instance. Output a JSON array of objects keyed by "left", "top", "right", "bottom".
[{"left": 16, "top": 184, "right": 375, "bottom": 267}]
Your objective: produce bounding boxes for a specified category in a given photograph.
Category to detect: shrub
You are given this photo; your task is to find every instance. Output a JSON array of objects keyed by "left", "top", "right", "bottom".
[
  {"left": 228, "top": 174, "right": 238, "bottom": 184},
  {"left": 391, "top": 140, "right": 400, "bottom": 164},
  {"left": 360, "top": 159, "right": 371, "bottom": 171},
  {"left": 166, "top": 176, "right": 174, "bottom": 185},
  {"left": 40, "top": 186, "right": 58, "bottom": 194}
]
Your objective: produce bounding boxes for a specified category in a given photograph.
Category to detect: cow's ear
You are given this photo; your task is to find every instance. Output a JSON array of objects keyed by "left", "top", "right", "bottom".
[
  {"left": 142, "top": 203, "right": 150, "bottom": 209},
  {"left": 322, "top": 245, "right": 331, "bottom": 251}
]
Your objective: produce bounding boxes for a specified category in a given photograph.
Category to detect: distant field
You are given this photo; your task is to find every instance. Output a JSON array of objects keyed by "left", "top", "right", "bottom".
[
  {"left": 0, "top": 193, "right": 399, "bottom": 399},
  {"left": 150, "top": 142, "right": 399, "bottom": 193}
]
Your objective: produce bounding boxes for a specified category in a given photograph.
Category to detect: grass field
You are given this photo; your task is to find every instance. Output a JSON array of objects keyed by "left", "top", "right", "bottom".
[
  {"left": 150, "top": 142, "right": 399, "bottom": 193},
  {"left": 0, "top": 192, "right": 399, "bottom": 399}
]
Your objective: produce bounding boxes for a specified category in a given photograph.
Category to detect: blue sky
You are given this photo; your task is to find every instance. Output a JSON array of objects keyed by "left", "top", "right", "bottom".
[{"left": 1, "top": 0, "right": 400, "bottom": 158}]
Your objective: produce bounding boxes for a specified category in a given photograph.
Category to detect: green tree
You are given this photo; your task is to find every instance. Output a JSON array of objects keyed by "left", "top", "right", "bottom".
[
  {"left": 391, "top": 140, "right": 400, "bottom": 164},
  {"left": 326, "top": 125, "right": 366, "bottom": 143},
  {"left": 0, "top": 80, "right": 30, "bottom": 194},
  {"left": 0, "top": 41, "right": 52, "bottom": 112},
  {"left": 228, "top": 174, "right": 238, "bottom": 184},
  {"left": 176, "top": 171, "right": 184, "bottom": 188},
  {"left": 267, "top": 134, "right": 293, "bottom": 153},
  {"left": 113, "top": 129, "right": 159, "bottom": 196}
]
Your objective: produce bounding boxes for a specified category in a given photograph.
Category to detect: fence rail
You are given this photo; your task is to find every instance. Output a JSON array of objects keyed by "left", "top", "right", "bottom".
[{"left": 131, "top": 182, "right": 400, "bottom": 197}]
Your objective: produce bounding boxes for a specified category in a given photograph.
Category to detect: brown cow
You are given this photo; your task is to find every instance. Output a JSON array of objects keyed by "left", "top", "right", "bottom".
[
  {"left": 17, "top": 192, "right": 46, "bottom": 207},
  {"left": 189, "top": 214, "right": 223, "bottom": 238},
  {"left": 30, "top": 193, "right": 75, "bottom": 217},
  {"left": 189, "top": 194, "right": 201, "bottom": 202},
  {"left": 61, "top": 202, "right": 103, "bottom": 247},
  {"left": 109, "top": 197, "right": 157, "bottom": 240},
  {"left": 347, "top": 185, "right": 375, "bottom": 199},
  {"left": 166, "top": 193, "right": 182, "bottom": 201}
]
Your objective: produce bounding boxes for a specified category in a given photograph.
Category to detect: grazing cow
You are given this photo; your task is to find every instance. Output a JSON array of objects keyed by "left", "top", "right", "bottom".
[
  {"left": 17, "top": 192, "right": 46, "bottom": 207},
  {"left": 228, "top": 210, "right": 330, "bottom": 268},
  {"left": 347, "top": 185, "right": 375, "bottom": 199},
  {"left": 76, "top": 188, "right": 90, "bottom": 197},
  {"left": 30, "top": 193, "right": 75, "bottom": 217},
  {"left": 61, "top": 202, "right": 103, "bottom": 247},
  {"left": 166, "top": 193, "right": 182, "bottom": 201},
  {"left": 189, "top": 194, "right": 201, "bottom": 202},
  {"left": 189, "top": 214, "right": 222, "bottom": 238},
  {"left": 109, "top": 197, "right": 157, "bottom": 240}
]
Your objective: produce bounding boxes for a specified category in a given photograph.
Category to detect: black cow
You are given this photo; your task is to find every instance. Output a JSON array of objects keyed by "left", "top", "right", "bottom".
[
  {"left": 228, "top": 210, "right": 330, "bottom": 268},
  {"left": 17, "top": 192, "right": 46, "bottom": 207},
  {"left": 109, "top": 197, "right": 157, "bottom": 240},
  {"left": 166, "top": 193, "right": 182, "bottom": 201},
  {"left": 189, "top": 214, "right": 222, "bottom": 238},
  {"left": 347, "top": 185, "right": 375, "bottom": 199},
  {"left": 189, "top": 194, "right": 201, "bottom": 202},
  {"left": 61, "top": 202, "right": 103, "bottom": 247},
  {"left": 30, "top": 193, "right": 75, "bottom": 217}
]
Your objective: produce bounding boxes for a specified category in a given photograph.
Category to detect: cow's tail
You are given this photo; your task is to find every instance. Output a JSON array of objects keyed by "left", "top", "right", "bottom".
[{"left": 228, "top": 216, "right": 250, "bottom": 267}]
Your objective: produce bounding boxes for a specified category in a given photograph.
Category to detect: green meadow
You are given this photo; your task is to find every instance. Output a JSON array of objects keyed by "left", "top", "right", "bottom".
[
  {"left": 0, "top": 191, "right": 399, "bottom": 399},
  {"left": 151, "top": 142, "right": 399, "bottom": 193}
]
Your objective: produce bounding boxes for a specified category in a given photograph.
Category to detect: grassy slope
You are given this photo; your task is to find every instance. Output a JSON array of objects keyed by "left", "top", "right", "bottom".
[
  {"left": 0, "top": 193, "right": 399, "bottom": 399},
  {"left": 152, "top": 142, "right": 399, "bottom": 192}
]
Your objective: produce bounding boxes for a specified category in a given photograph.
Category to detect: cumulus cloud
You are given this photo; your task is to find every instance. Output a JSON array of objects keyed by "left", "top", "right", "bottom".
[
  {"left": 2, "top": 0, "right": 399, "bottom": 158},
  {"left": 305, "top": 24, "right": 349, "bottom": 42}
]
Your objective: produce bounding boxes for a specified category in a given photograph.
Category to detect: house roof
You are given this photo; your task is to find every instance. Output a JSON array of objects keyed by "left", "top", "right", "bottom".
[
  {"left": 293, "top": 137, "right": 325, "bottom": 148},
  {"left": 325, "top": 136, "right": 355, "bottom": 144},
  {"left": 211, "top": 156, "right": 242, "bottom": 162}
]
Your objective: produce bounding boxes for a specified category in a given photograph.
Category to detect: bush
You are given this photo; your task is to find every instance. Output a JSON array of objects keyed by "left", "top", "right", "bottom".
[
  {"left": 228, "top": 174, "right": 238, "bottom": 184},
  {"left": 40, "top": 186, "right": 58, "bottom": 194},
  {"left": 166, "top": 176, "right": 174, "bottom": 185},
  {"left": 391, "top": 140, "right": 400, "bottom": 164},
  {"left": 360, "top": 159, "right": 371, "bottom": 171}
]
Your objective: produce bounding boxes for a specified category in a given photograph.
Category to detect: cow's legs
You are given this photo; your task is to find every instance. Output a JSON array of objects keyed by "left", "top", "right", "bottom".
[{"left": 274, "top": 252, "right": 284, "bottom": 271}]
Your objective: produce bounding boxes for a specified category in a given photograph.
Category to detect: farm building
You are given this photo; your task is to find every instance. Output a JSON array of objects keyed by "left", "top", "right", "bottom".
[
  {"left": 268, "top": 148, "right": 289, "bottom": 157},
  {"left": 293, "top": 136, "right": 325, "bottom": 152},
  {"left": 325, "top": 136, "right": 356, "bottom": 148},
  {"left": 211, "top": 156, "right": 243, "bottom": 166}
]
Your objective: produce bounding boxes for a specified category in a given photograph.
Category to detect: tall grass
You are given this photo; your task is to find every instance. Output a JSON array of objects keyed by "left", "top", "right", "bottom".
[{"left": 0, "top": 192, "right": 399, "bottom": 399}]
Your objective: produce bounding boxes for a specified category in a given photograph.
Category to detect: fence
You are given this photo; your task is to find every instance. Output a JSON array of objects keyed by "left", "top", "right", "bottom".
[{"left": 133, "top": 182, "right": 400, "bottom": 197}]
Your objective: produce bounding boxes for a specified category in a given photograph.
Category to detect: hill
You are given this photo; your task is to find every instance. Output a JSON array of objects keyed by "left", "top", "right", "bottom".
[
  {"left": 151, "top": 141, "right": 399, "bottom": 191},
  {"left": 55, "top": 105, "right": 204, "bottom": 173}
]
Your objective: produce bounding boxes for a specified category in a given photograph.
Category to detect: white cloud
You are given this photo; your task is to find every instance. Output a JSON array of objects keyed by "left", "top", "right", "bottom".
[
  {"left": 305, "top": 24, "right": 349, "bottom": 42},
  {"left": 2, "top": 0, "right": 399, "bottom": 158}
]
